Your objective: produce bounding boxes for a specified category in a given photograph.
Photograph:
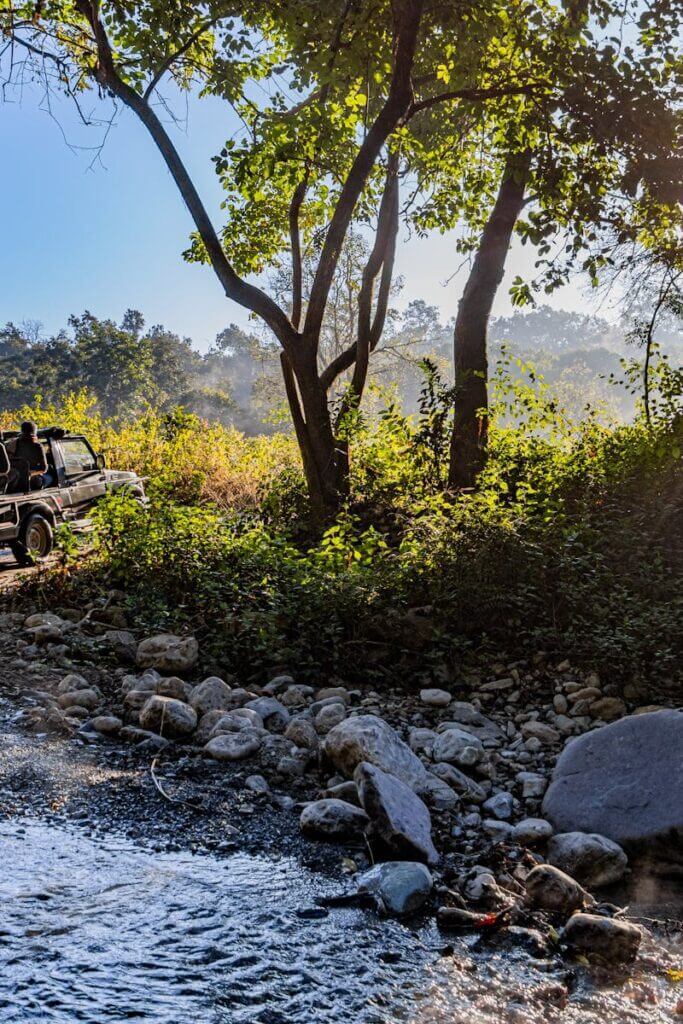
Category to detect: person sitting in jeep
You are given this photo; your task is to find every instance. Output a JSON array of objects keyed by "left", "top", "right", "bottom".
[
  {"left": 6, "top": 421, "right": 49, "bottom": 491},
  {"left": 0, "top": 440, "right": 9, "bottom": 492}
]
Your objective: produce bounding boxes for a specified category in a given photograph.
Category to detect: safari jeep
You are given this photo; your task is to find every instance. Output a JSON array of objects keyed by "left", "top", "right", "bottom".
[{"left": 0, "top": 426, "right": 146, "bottom": 565}]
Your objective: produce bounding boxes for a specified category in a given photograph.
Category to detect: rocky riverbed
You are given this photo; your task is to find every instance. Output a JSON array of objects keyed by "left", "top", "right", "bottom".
[{"left": 0, "top": 588, "right": 682, "bottom": 1022}]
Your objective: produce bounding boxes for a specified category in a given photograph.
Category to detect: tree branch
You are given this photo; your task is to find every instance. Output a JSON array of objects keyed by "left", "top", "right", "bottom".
[
  {"left": 73, "top": 0, "right": 295, "bottom": 346},
  {"left": 142, "top": 19, "right": 219, "bottom": 103},
  {"left": 288, "top": 176, "right": 309, "bottom": 330},
  {"left": 409, "top": 80, "right": 550, "bottom": 117},
  {"left": 303, "top": 0, "right": 424, "bottom": 346}
]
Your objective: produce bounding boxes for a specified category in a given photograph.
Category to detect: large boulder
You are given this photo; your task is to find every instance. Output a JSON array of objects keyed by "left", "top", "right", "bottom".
[
  {"left": 139, "top": 695, "right": 197, "bottom": 737},
  {"left": 136, "top": 634, "right": 198, "bottom": 674},
  {"left": 323, "top": 715, "right": 427, "bottom": 789},
  {"left": 357, "top": 862, "right": 433, "bottom": 916},
  {"left": 299, "top": 799, "right": 369, "bottom": 840},
  {"left": 542, "top": 710, "right": 683, "bottom": 864},
  {"left": 355, "top": 761, "right": 438, "bottom": 866},
  {"left": 547, "top": 832, "right": 628, "bottom": 887}
]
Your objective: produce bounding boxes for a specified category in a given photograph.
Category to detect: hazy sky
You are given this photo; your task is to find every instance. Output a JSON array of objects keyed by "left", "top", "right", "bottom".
[{"left": 2, "top": 84, "right": 592, "bottom": 351}]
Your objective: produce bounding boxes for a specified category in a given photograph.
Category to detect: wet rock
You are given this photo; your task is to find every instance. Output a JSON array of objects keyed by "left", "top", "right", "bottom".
[
  {"left": 430, "top": 763, "right": 487, "bottom": 803},
  {"left": 205, "top": 730, "right": 262, "bottom": 761},
  {"left": 136, "top": 634, "right": 198, "bottom": 674},
  {"left": 482, "top": 791, "right": 514, "bottom": 821},
  {"left": 562, "top": 913, "right": 641, "bottom": 963},
  {"left": 323, "top": 715, "right": 427, "bottom": 789},
  {"left": 314, "top": 702, "right": 346, "bottom": 735},
  {"left": 432, "top": 728, "right": 484, "bottom": 769},
  {"left": 90, "top": 715, "right": 122, "bottom": 736},
  {"left": 188, "top": 677, "right": 232, "bottom": 716},
  {"left": 420, "top": 688, "right": 451, "bottom": 708},
  {"left": 357, "top": 862, "right": 432, "bottom": 916},
  {"left": 299, "top": 799, "right": 369, "bottom": 840},
  {"left": 512, "top": 818, "right": 554, "bottom": 845},
  {"left": 437, "top": 907, "right": 497, "bottom": 931},
  {"left": 156, "top": 677, "right": 194, "bottom": 702},
  {"left": 525, "top": 864, "right": 589, "bottom": 916},
  {"left": 542, "top": 709, "right": 683, "bottom": 864},
  {"left": 139, "top": 695, "right": 197, "bottom": 738},
  {"left": 547, "top": 832, "right": 628, "bottom": 887},
  {"left": 284, "top": 717, "right": 319, "bottom": 751},
  {"left": 244, "top": 697, "right": 290, "bottom": 732},
  {"left": 58, "top": 689, "right": 100, "bottom": 711},
  {"left": 355, "top": 761, "right": 438, "bottom": 866}
]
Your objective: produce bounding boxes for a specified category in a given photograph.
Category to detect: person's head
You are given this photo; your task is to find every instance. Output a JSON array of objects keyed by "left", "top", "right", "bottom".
[{"left": 20, "top": 420, "right": 37, "bottom": 438}]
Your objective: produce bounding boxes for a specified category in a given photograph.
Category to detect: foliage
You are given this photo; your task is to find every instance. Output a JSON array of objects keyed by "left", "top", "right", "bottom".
[{"left": 13, "top": 353, "right": 681, "bottom": 690}]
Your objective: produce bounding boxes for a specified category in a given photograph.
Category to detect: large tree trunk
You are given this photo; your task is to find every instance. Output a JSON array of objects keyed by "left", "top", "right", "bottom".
[{"left": 448, "top": 152, "right": 530, "bottom": 490}]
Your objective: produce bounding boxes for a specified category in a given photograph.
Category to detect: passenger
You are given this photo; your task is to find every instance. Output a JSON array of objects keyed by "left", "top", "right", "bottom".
[
  {"left": 0, "top": 440, "right": 9, "bottom": 491},
  {"left": 5, "top": 421, "right": 49, "bottom": 491}
]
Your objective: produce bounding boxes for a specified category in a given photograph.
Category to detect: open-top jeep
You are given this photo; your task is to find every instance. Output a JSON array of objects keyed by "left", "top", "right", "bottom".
[{"left": 0, "top": 426, "right": 146, "bottom": 565}]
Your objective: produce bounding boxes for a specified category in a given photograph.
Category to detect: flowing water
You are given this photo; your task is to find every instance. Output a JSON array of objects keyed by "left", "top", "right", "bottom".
[{"left": 0, "top": 820, "right": 679, "bottom": 1024}]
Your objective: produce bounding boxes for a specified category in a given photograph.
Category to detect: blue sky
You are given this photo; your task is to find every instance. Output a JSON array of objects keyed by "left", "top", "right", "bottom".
[{"left": 1, "top": 84, "right": 589, "bottom": 352}]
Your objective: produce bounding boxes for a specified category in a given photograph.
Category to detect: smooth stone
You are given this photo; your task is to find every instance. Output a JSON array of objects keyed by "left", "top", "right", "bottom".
[
  {"left": 189, "top": 677, "right": 233, "bottom": 716},
  {"left": 136, "top": 634, "right": 198, "bottom": 674},
  {"left": 562, "top": 913, "right": 641, "bottom": 963},
  {"left": 139, "top": 695, "right": 197, "bottom": 737},
  {"left": 90, "top": 715, "right": 122, "bottom": 736},
  {"left": 244, "top": 697, "right": 290, "bottom": 732},
  {"left": 299, "top": 799, "right": 369, "bottom": 840},
  {"left": 512, "top": 818, "right": 554, "bottom": 845},
  {"left": 482, "top": 791, "right": 514, "bottom": 821},
  {"left": 420, "top": 688, "right": 451, "bottom": 708},
  {"left": 58, "top": 689, "right": 99, "bottom": 711},
  {"left": 432, "top": 728, "right": 484, "bottom": 769},
  {"left": 547, "top": 832, "right": 628, "bottom": 887},
  {"left": 357, "top": 862, "right": 432, "bottom": 916},
  {"left": 525, "top": 864, "right": 589, "bottom": 916},
  {"left": 204, "top": 730, "right": 262, "bottom": 761}
]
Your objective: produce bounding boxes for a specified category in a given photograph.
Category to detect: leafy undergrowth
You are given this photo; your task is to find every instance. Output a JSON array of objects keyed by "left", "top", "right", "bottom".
[{"left": 5, "top": 363, "right": 682, "bottom": 692}]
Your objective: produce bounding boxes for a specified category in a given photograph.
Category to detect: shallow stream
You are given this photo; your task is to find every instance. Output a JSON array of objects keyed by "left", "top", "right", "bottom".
[{"left": 0, "top": 820, "right": 679, "bottom": 1023}]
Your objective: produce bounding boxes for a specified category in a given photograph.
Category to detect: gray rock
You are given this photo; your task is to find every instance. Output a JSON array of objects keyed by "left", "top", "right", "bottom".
[
  {"left": 358, "top": 862, "right": 432, "bottom": 916},
  {"left": 432, "top": 728, "right": 483, "bottom": 769},
  {"left": 58, "top": 689, "right": 100, "bottom": 711},
  {"left": 194, "top": 709, "right": 231, "bottom": 745},
  {"left": 589, "top": 696, "right": 626, "bottom": 721},
  {"left": 156, "top": 677, "right": 194, "bottom": 702},
  {"left": 521, "top": 720, "right": 560, "bottom": 745},
  {"left": 137, "top": 634, "right": 198, "bottom": 674},
  {"left": 416, "top": 774, "right": 459, "bottom": 811},
  {"left": 90, "top": 715, "right": 122, "bottom": 736},
  {"left": 284, "top": 717, "right": 319, "bottom": 751},
  {"left": 280, "top": 685, "right": 312, "bottom": 708},
  {"left": 189, "top": 677, "right": 232, "bottom": 716},
  {"left": 316, "top": 686, "right": 351, "bottom": 705},
  {"left": 57, "top": 673, "right": 88, "bottom": 694},
  {"left": 355, "top": 761, "right": 438, "bottom": 866},
  {"left": 517, "top": 771, "right": 547, "bottom": 799},
  {"left": 439, "top": 703, "right": 504, "bottom": 744},
  {"left": 542, "top": 710, "right": 683, "bottom": 863},
  {"left": 420, "top": 688, "right": 451, "bottom": 708},
  {"left": 512, "top": 818, "right": 553, "bottom": 845},
  {"left": 139, "top": 695, "right": 197, "bottom": 737},
  {"left": 314, "top": 702, "right": 346, "bottom": 735},
  {"left": 123, "top": 689, "right": 151, "bottom": 716},
  {"left": 262, "top": 674, "right": 295, "bottom": 695},
  {"left": 323, "top": 715, "right": 427, "bottom": 790},
  {"left": 205, "top": 730, "right": 262, "bottom": 761},
  {"left": 209, "top": 712, "right": 264, "bottom": 738},
  {"left": 483, "top": 791, "right": 514, "bottom": 821},
  {"left": 562, "top": 913, "right": 641, "bottom": 963},
  {"left": 326, "top": 780, "right": 360, "bottom": 806},
  {"left": 119, "top": 726, "right": 169, "bottom": 750},
  {"left": 299, "top": 799, "right": 369, "bottom": 840},
  {"left": 547, "top": 832, "right": 628, "bottom": 887},
  {"left": 245, "top": 774, "right": 270, "bottom": 794},
  {"left": 430, "top": 763, "right": 487, "bottom": 803},
  {"left": 525, "top": 864, "right": 589, "bottom": 916},
  {"left": 245, "top": 697, "right": 290, "bottom": 732},
  {"left": 408, "top": 727, "right": 438, "bottom": 758}
]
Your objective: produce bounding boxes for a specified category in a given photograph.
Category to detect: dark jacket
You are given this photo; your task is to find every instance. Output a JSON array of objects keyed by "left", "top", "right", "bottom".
[
  {"left": 0, "top": 442, "right": 9, "bottom": 476},
  {"left": 6, "top": 435, "right": 48, "bottom": 474}
]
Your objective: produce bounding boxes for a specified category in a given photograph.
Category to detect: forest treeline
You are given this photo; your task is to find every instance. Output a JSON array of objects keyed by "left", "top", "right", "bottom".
[{"left": 2, "top": 302, "right": 671, "bottom": 432}]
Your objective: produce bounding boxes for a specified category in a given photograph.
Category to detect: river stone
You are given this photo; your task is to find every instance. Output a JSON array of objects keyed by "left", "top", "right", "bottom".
[
  {"left": 189, "top": 677, "right": 233, "bottom": 716},
  {"left": 562, "top": 913, "right": 641, "bottom": 963},
  {"left": 542, "top": 709, "right": 683, "bottom": 863},
  {"left": 209, "top": 712, "right": 264, "bottom": 738},
  {"left": 355, "top": 761, "right": 438, "bottom": 866},
  {"left": 589, "top": 696, "right": 627, "bottom": 722},
  {"left": 416, "top": 774, "right": 459, "bottom": 811},
  {"left": 521, "top": 720, "right": 560, "bottom": 745},
  {"left": 439, "top": 703, "right": 504, "bottom": 744},
  {"left": 90, "top": 715, "right": 122, "bottom": 736},
  {"left": 314, "top": 702, "right": 346, "bottom": 735},
  {"left": 482, "top": 791, "right": 514, "bottom": 821},
  {"left": 284, "top": 717, "right": 319, "bottom": 751},
  {"left": 58, "top": 689, "right": 100, "bottom": 711},
  {"left": 299, "top": 799, "right": 369, "bottom": 840},
  {"left": 512, "top": 818, "right": 554, "bottom": 845},
  {"left": 525, "top": 864, "right": 589, "bottom": 916},
  {"left": 139, "top": 695, "right": 197, "bottom": 737},
  {"left": 357, "top": 862, "right": 433, "bottom": 916},
  {"left": 194, "top": 709, "right": 230, "bottom": 745},
  {"left": 420, "top": 688, "right": 451, "bottom": 708},
  {"left": 205, "top": 730, "right": 262, "bottom": 761},
  {"left": 547, "top": 832, "right": 628, "bottom": 887},
  {"left": 323, "top": 715, "right": 427, "bottom": 789},
  {"left": 245, "top": 697, "right": 290, "bottom": 732},
  {"left": 432, "top": 728, "right": 484, "bottom": 769},
  {"left": 57, "top": 673, "right": 88, "bottom": 695},
  {"left": 136, "top": 634, "right": 198, "bottom": 674},
  {"left": 430, "top": 763, "right": 487, "bottom": 803},
  {"left": 156, "top": 677, "right": 194, "bottom": 702},
  {"left": 124, "top": 690, "right": 153, "bottom": 716}
]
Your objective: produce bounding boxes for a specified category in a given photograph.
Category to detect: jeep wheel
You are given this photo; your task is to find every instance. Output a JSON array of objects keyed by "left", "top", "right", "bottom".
[{"left": 14, "top": 513, "right": 54, "bottom": 565}]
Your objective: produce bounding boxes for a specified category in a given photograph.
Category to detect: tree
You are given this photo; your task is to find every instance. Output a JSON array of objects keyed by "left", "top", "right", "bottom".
[{"left": 0, "top": 0, "right": 567, "bottom": 515}]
